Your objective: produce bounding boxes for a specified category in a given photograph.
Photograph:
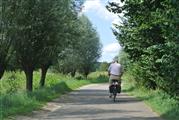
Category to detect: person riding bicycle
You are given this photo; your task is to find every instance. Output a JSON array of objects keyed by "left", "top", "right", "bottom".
[{"left": 108, "top": 59, "right": 123, "bottom": 97}]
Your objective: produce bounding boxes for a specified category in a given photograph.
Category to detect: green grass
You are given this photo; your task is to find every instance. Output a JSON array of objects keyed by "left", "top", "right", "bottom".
[
  {"left": 0, "top": 71, "right": 108, "bottom": 120},
  {"left": 122, "top": 74, "right": 179, "bottom": 120}
]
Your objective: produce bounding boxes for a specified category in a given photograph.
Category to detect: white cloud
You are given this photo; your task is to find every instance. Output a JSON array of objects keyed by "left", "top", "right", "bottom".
[
  {"left": 108, "top": 0, "right": 122, "bottom": 3},
  {"left": 82, "top": 0, "right": 119, "bottom": 22},
  {"left": 99, "top": 42, "right": 122, "bottom": 62},
  {"left": 82, "top": 0, "right": 101, "bottom": 12},
  {"left": 99, "top": 53, "right": 117, "bottom": 62},
  {"left": 112, "top": 18, "right": 121, "bottom": 25},
  {"left": 103, "top": 42, "right": 122, "bottom": 54}
]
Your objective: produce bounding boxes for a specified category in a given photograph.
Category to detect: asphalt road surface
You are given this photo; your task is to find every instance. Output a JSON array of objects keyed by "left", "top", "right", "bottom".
[{"left": 15, "top": 84, "right": 163, "bottom": 120}]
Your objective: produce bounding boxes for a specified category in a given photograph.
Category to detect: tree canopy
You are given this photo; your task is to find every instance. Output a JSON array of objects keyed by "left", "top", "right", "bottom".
[
  {"left": 0, "top": 0, "right": 102, "bottom": 91},
  {"left": 107, "top": 0, "right": 179, "bottom": 96}
]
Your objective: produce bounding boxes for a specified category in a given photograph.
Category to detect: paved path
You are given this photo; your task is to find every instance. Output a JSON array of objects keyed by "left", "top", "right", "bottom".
[{"left": 15, "top": 84, "right": 163, "bottom": 120}]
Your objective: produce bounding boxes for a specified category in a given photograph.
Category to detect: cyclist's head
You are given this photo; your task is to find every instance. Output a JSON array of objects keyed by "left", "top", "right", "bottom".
[{"left": 113, "top": 59, "right": 118, "bottom": 63}]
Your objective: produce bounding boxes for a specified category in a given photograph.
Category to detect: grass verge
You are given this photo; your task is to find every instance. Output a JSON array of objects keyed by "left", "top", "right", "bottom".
[
  {"left": 122, "top": 74, "right": 179, "bottom": 120},
  {"left": 0, "top": 71, "right": 108, "bottom": 120}
]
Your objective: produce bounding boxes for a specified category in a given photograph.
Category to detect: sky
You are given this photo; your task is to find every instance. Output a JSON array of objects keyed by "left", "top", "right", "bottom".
[{"left": 82, "top": 0, "right": 123, "bottom": 63}]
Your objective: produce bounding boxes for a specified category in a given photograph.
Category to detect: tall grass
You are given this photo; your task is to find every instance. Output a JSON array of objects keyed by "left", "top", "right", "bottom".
[
  {"left": 122, "top": 73, "right": 179, "bottom": 120},
  {"left": 0, "top": 71, "right": 108, "bottom": 120}
]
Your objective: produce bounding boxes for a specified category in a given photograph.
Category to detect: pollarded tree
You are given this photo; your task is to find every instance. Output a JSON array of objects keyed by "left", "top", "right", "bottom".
[
  {"left": 10, "top": 0, "right": 48, "bottom": 91},
  {"left": 55, "top": 48, "right": 81, "bottom": 77},
  {"left": 0, "top": 0, "right": 15, "bottom": 79},
  {"left": 37, "top": 0, "right": 76, "bottom": 87},
  {"left": 9, "top": 0, "right": 72, "bottom": 91},
  {"left": 78, "top": 15, "right": 102, "bottom": 78},
  {"left": 55, "top": 15, "right": 102, "bottom": 78},
  {"left": 39, "top": 0, "right": 86, "bottom": 85},
  {"left": 53, "top": 17, "right": 87, "bottom": 77}
]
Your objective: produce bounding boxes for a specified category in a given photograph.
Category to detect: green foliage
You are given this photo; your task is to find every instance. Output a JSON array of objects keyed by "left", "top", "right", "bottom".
[
  {"left": 107, "top": 0, "right": 179, "bottom": 96},
  {"left": 0, "top": 0, "right": 70, "bottom": 90},
  {"left": 123, "top": 73, "right": 179, "bottom": 120},
  {"left": 54, "top": 15, "right": 102, "bottom": 77},
  {"left": 118, "top": 51, "right": 130, "bottom": 70},
  {"left": 0, "top": 0, "right": 102, "bottom": 92},
  {"left": 0, "top": 0, "right": 15, "bottom": 79},
  {"left": 88, "top": 71, "right": 108, "bottom": 82},
  {"left": 98, "top": 62, "right": 109, "bottom": 71},
  {"left": 77, "top": 15, "right": 102, "bottom": 77},
  {"left": 0, "top": 92, "right": 41, "bottom": 119}
]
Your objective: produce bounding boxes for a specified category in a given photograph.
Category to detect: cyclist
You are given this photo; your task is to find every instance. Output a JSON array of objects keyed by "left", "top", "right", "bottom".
[{"left": 108, "top": 59, "right": 123, "bottom": 98}]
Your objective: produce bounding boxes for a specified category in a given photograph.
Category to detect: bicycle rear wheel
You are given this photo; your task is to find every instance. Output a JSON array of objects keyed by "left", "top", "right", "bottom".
[
  {"left": 113, "top": 88, "right": 117, "bottom": 102},
  {"left": 113, "top": 94, "right": 116, "bottom": 102}
]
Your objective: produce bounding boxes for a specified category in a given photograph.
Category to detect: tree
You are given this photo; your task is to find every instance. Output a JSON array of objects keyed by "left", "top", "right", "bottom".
[
  {"left": 11, "top": 0, "right": 48, "bottom": 91},
  {"left": 118, "top": 51, "right": 130, "bottom": 71},
  {"left": 9, "top": 0, "right": 77, "bottom": 91},
  {"left": 78, "top": 15, "right": 102, "bottom": 77},
  {"left": 51, "top": 2, "right": 85, "bottom": 78},
  {"left": 0, "top": 0, "right": 14, "bottom": 79},
  {"left": 55, "top": 48, "right": 81, "bottom": 76},
  {"left": 107, "top": 0, "right": 179, "bottom": 95},
  {"left": 53, "top": 15, "right": 102, "bottom": 78},
  {"left": 37, "top": 0, "right": 76, "bottom": 87}
]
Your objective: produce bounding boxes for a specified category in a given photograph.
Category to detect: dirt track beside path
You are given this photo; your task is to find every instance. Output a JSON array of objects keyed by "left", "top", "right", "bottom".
[{"left": 15, "top": 84, "right": 163, "bottom": 120}]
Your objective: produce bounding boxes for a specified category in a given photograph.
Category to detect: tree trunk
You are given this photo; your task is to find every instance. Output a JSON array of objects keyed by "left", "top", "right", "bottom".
[
  {"left": 0, "top": 66, "right": 5, "bottom": 80},
  {"left": 24, "top": 68, "right": 33, "bottom": 91},
  {"left": 84, "top": 67, "right": 89, "bottom": 79},
  {"left": 84, "top": 71, "right": 89, "bottom": 79},
  {"left": 71, "top": 69, "right": 76, "bottom": 77},
  {"left": 40, "top": 66, "right": 48, "bottom": 87},
  {"left": 85, "top": 73, "right": 88, "bottom": 79}
]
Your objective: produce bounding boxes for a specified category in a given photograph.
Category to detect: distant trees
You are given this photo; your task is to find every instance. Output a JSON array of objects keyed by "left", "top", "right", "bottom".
[
  {"left": 54, "top": 15, "right": 102, "bottom": 78},
  {"left": 78, "top": 15, "right": 102, "bottom": 77},
  {"left": 0, "top": 0, "right": 101, "bottom": 91},
  {"left": 98, "top": 62, "right": 109, "bottom": 71},
  {"left": 107, "top": 0, "right": 179, "bottom": 96}
]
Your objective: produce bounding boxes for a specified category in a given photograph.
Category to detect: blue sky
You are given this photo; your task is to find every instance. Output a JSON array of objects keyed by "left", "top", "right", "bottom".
[{"left": 82, "top": 0, "right": 122, "bottom": 62}]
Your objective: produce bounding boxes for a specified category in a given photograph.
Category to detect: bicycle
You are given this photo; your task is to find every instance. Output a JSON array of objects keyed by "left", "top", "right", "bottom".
[{"left": 109, "top": 79, "right": 121, "bottom": 102}]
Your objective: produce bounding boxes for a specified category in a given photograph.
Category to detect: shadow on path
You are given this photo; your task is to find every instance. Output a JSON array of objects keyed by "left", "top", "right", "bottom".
[
  {"left": 45, "top": 84, "right": 163, "bottom": 120},
  {"left": 53, "top": 89, "right": 142, "bottom": 105}
]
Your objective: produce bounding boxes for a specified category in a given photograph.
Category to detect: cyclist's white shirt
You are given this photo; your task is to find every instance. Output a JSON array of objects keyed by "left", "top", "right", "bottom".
[{"left": 108, "top": 62, "right": 122, "bottom": 76}]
